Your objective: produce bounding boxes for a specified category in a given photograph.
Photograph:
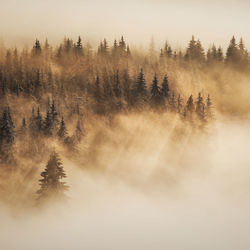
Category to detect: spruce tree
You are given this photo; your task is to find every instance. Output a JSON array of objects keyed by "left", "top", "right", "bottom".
[
  {"left": 113, "top": 70, "right": 122, "bottom": 98},
  {"left": 195, "top": 93, "right": 205, "bottom": 120},
  {"left": 32, "top": 39, "right": 42, "bottom": 56},
  {"left": 186, "top": 95, "right": 195, "bottom": 117},
  {"left": 76, "top": 36, "right": 83, "bottom": 56},
  {"left": 226, "top": 36, "right": 239, "bottom": 66},
  {"left": 58, "top": 117, "right": 68, "bottom": 138},
  {"left": 169, "top": 92, "right": 176, "bottom": 111},
  {"left": 150, "top": 74, "right": 161, "bottom": 107},
  {"left": 161, "top": 75, "right": 170, "bottom": 99},
  {"left": 37, "top": 151, "right": 68, "bottom": 202},
  {"left": 0, "top": 108, "right": 15, "bottom": 144},
  {"left": 43, "top": 108, "right": 52, "bottom": 135},
  {"left": 206, "top": 94, "right": 213, "bottom": 118},
  {"left": 36, "top": 107, "right": 43, "bottom": 132},
  {"left": 133, "top": 69, "right": 147, "bottom": 106},
  {"left": 50, "top": 100, "right": 59, "bottom": 132},
  {"left": 177, "top": 94, "right": 183, "bottom": 113}
]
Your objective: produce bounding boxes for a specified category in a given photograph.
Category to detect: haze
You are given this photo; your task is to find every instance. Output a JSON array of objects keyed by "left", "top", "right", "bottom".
[{"left": 1, "top": 0, "right": 250, "bottom": 49}]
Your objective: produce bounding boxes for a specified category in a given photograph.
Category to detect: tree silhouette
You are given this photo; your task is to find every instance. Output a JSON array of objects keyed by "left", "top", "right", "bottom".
[
  {"left": 37, "top": 151, "right": 68, "bottom": 202},
  {"left": 150, "top": 74, "right": 161, "bottom": 107},
  {"left": 57, "top": 117, "right": 68, "bottom": 139}
]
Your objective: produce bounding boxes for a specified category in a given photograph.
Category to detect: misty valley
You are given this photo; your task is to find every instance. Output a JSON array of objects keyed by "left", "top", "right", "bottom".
[{"left": 0, "top": 35, "right": 250, "bottom": 250}]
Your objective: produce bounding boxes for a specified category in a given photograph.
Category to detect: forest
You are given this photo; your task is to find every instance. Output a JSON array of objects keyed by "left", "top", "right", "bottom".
[{"left": 0, "top": 35, "right": 249, "bottom": 206}]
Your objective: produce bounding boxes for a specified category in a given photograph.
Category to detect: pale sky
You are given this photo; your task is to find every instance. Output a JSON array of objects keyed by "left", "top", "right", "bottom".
[{"left": 0, "top": 0, "right": 250, "bottom": 50}]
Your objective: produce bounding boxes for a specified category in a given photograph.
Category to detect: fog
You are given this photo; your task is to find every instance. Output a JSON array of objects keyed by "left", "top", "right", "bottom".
[
  {"left": 1, "top": 114, "right": 250, "bottom": 250},
  {"left": 1, "top": 0, "right": 250, "bottom": 248},
  {"left": 1, "top": 0, "right": 250, "bottom": 49}
]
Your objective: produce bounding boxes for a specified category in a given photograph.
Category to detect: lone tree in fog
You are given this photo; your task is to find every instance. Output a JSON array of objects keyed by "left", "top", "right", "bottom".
[{"left": 37, "top": 151, "right": 68, "bottom": 203}]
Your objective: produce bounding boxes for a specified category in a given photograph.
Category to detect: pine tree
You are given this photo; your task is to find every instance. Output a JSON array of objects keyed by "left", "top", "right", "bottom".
[
  {"left": 0, "top": 108, "right": 15, "bottom": 144},
  {"left": 150, "top": 74, "right": 161, "bottom": 107},
  {"left": 112, "top": 39, "right": 118, "bottom": 57},
  {"left": 195, "top": 93, "right": 205, "bottom": 120},
  {"left": 32, "top": 39, "right": 42, "bottom": 56},
  {"left": 185, "top": 36, "right": 205, "bottom": 63},
  {"left": 50, "top": 100, "right": 59, "bottom": 132},
  {"left": 122, "top": 69, "right": 132, "bottom": 106},
  {"left": 113, "top": 70, "right": 122, "bottom": 98},
  {"left": 169, "top": 92, "right": 176, "bottom": 111},
  {"left": 19, "top": 117, "right": 27, "bottom": 135},
  {"left": 136, "top": 69, "right": 147, "bottom": 96},
  {"left": 75, "top": 36, "right": 83, "bottom": 56},
  {"left": 37, "top": 151, "right": 68, "bottom": 202},
  {"left": 206, "top": 94, "right": 213, "bottom": 118},
  {"left": 35, "top": 107, "right": 43, "bottom": 132},
  {"left": 161, "top": 75, "right": 170, "bottom": 99},
  {"left": 238, "top": 38, "right": 249, "bottom": 70},
  {"left": 217, "top": 47, "right": 224, "bottom": 62},
  {"left": 126, "top": 45, "right": 131, "bottom": 57},
  {"left": 57, "top": 117, "right": 68, "bottom": 138},
  {"left": 74, "top": 119, "right": 83, "bottom": 143},
  {"left": 226, "top": 36, "right": 239, "bottom": 65},
  {"left": 177, "top": 94, "right": 183, "bottom": 113},
  {"left": 186, "top": 95, "right": 195, "bottom": 118},
  {"left": 132, "top": 69, "right": 147, "bottom": 106},
  {"left": 29, "top": 107, "right": 36, "bottom": 135},
  {"left": 43, "top": 108, "right": 52, "bottom": 135},
  {"left": 94, "top": 75, "right": 102, "bottom": 101},
  {"left": 22, "top": 117, "right": 26, "bottom": 129}
]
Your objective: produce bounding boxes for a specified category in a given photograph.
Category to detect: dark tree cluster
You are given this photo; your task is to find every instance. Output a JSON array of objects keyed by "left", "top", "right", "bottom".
[{"left": 159, "top": 35, "right": 249, "bottom": 70}]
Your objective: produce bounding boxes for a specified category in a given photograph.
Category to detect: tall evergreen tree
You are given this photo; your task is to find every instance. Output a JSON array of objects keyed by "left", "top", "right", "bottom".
[
  {"left": 226, "top": 36, "right": 239, "bottom": 65},
  {"left": 57, "top": 117, "right": 68, "bottom": 138},
  {"left": 195, "top": 93, "right": 205, "bottom": 120},
  {"left": 0, "top": 108, "right": 15, "bottom": 144},
  {"left": 32, "top": 39, "right": 42, "bottom": 56},
  {"left": 37, "top": 151, "right": 68, "bottom": 202},
  {"left": 186, "top": 95, "right": 195, "bottom": 118},
  {"left": 35, "top": 107, "right": 43, "bottom": 132},
  {"left": 75, "top": 36, "right": 83, "bottom": 56},
  {"left": 150, "top": 74, "right": 161, "bottom": 107},
  {"left": 132, "top": 69, "right": 147, "bottom": 106},
  {"left": 161, "top": 75, "right": 170, "bottom": 99}
]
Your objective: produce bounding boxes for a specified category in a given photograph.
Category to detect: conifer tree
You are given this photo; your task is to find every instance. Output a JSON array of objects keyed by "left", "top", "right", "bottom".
[
  {"left": 35, "top": 107, "right": 43, "bottom": 132},
  {"left": 186, "top": 95, "right": 195, "bottom": 118},
  {"left": 50, "top": 100, "right": 59, "bottom": 132},
  {"left": 169, "top": 92, "right": 176, "bottom": 111},
  {"left": 19, "top": 117, "right": 27, "bottom": 136},
  {"left": 132, "top": 69, "right": 147, "bottom": 106},
  {"left": 43, "top": 108, "right": 52, "bottom": 135},
  {"left": 37, "top": 151, "right": 68, "bottom": 202},
  {"left": 73, "top": 119, "right": 83, "bottom": 144},
  {"left": 0, "top": 108, "right": 15, "bottom": 144},
  {"left": 126, "top": 45, "right": 131, "bottom": 57},
  {"left": 57, "top": 117, "right": 68, "bottom": 138},
  {"left": 226, "top": 36, "right": 239, "bottom": 65},
  {"left": 195, "top": 93, "right": 205, "bottom": 120},
  {"left": 29, "top": 107, "right": 36, "bottom": 134},
  {"left": 206, "top": 94, "right": 213, "bottom": 118},
  {"left": 113, "top": 70, "right": 122, "bottom": 98},
  {"left": 32, "top": 39, "right": 42, "bottom": 56},
  {"left": 161, "top": 75, "right": 170, "bottom": 99},
  {"left": 75, "top": 36, "right": 83, "bottom": 56},
  {"left": 177, "top": 94, "right": 183, "bottom": 113},
  {"left": 150, "top": 74, "right": 161, "bottom": 107},
  {"left": 217, "top": 47, "right": 224, "bottom": 62}
]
